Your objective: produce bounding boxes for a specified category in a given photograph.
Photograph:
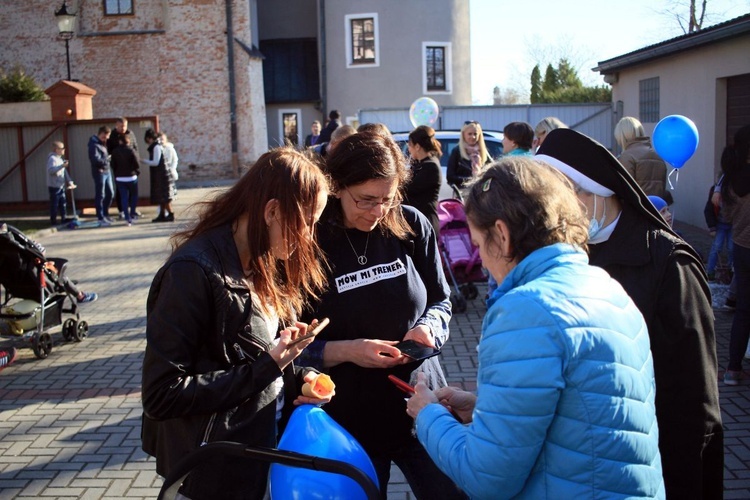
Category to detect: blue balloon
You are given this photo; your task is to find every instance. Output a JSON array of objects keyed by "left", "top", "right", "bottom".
[
  {"left": 652, "top": 115, "right": 699, "bottom": 168},
  {"left": 270, "top": 405, "right": 379, "bottom": 499}
]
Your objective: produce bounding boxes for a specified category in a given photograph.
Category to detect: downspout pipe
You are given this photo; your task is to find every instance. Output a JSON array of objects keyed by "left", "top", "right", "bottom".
[
  {"left": 226, "top": 0, "right": 239, "bottom": 176},
  {"left": 319, "top": 0, "right": 327, "bottom": 119}
]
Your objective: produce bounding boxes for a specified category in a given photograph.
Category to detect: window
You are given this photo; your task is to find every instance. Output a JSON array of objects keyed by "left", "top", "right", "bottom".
[
  {"left": 423, "top": 42, "right": 452, "bottom": 94},
  {"left": 639, "top": 77, "right": 660, "bottom": 123},
  {"left": 104, "top": 0, "right": 133, "bottom": 15},
  {"left": 345, "top": 14, "right": 379, "bottom": 68},
  {"left": 260, "top": 39, "right": 320, "bottom": 103}
]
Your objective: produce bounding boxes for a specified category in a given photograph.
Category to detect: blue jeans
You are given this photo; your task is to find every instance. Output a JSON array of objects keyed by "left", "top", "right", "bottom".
[
  {"left": 93, "top": 171, "right": 114, "bottom": 221},
  {"left": 48, "top": 186, "right": 67, "bottom": 225},
  {"left": 370, "top": 437, "right": 467, "bottom": 499},
  {"left": 707, "top": 222, "right": 733, "bottom": 274},
  {"left": 728, "top": 243, "right": 750, "bottom": 371},
  {"left": 116, "top": 179, "right": 139, "bottom": 222}
]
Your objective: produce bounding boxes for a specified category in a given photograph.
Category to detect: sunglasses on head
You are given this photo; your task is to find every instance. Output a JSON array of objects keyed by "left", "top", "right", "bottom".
[{"left": 464, "top": 120, "right": 479, "bottom": 125}]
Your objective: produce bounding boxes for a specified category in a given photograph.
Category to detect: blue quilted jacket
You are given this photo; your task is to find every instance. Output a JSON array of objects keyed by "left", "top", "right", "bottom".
[{"left": 416, "top": 243, "right": 665, "bottom": 499}]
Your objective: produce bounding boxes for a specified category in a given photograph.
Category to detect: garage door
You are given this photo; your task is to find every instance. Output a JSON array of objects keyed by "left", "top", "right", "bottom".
[{"left": 727, "top": 73, "right": 750, "bottom": 145}]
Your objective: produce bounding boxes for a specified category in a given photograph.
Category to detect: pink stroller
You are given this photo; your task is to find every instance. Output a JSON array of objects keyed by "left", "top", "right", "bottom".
[{"left": 437, "top": 198, "right": 486, "bottom": 313}]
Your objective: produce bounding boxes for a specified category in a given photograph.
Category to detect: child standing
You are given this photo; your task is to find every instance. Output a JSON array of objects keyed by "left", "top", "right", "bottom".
[
  {"left": 704, "top": 180, "right": 734, "bottom": 282},
  {"left": 46, "top": 141, "right": 69, "bottom": 226}
]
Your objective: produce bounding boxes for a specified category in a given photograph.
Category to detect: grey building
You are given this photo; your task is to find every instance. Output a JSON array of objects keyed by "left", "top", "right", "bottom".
[{"left": 258, "top": 0, "right": 472, "bottom": 147}]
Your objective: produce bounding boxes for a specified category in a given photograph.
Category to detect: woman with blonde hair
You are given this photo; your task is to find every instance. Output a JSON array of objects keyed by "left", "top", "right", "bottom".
[
  {"left": 142, "top": 146, "right": 333, "bottom": 499},
  {"left": 533, "top": 116, "right": 567, "bottom": 150},
  {"left": 614, "top": 116, "right": 668, "bottom": 198},
  {"left": 447, "top": 121, "right": 490, "bottom": 187}
]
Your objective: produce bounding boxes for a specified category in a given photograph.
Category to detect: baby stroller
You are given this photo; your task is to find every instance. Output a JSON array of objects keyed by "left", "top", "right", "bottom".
[
  {"left": 0, "top": 223, "right": 88, "bottom": 359},
  {"left": 437, "top": 195, "right": 486, "bottom": 313}
]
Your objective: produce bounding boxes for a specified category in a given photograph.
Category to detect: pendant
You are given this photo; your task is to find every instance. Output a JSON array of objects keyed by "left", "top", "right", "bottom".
[{"left": 358, "top": 255, "right": 368, "bottom": 266}]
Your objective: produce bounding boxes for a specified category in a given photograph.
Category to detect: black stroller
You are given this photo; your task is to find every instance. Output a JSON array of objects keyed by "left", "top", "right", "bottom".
[{"left": 0, "top": 223, "right": 88, "bottom": 359}]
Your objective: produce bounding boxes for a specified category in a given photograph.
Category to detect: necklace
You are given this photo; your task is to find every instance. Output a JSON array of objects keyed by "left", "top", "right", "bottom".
[{"left": 344, "top": 230, "right": 370, "bottom": 266}]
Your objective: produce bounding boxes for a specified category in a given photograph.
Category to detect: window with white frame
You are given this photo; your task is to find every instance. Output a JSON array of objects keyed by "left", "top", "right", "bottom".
[
  {"left": 423, "top": 42, "right": 452, "bottom": 94},
  {"left": 345, "top": 14, "right": 379, "bottom": 68},
  {"left": 104, "top": 0, "right": 133, "bottom": 15},
  {"left": 639, "top": 77, "right": 660, "bottom": 123}
]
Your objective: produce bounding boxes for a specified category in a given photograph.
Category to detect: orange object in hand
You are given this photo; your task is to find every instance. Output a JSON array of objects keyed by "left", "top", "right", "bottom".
[{"left": 301, "top": 373, "right": 336, "bottom": 398}]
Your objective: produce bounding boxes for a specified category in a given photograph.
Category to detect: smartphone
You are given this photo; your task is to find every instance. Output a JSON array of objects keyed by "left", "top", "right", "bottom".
[
  {"left": 388, "top": 374, "right": 415, "bottom": 394},
  {"left": 287, "top": 317, "right": 330, "bottom": 346},
  {"left": 395, "top": 340, "right": 441, "bottom": 360}
]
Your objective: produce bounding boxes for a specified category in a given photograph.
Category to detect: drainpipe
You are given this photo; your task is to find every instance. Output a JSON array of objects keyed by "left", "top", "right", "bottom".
[
  {"left": 319, "top": 0, "right": 327, "bottom": 118},
  {"left": 226, "top": 0, "right": 239, "bottom": 176}
]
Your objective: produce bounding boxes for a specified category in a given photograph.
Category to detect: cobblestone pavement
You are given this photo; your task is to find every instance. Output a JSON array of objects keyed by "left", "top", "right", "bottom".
[{"left": 0, "top": 186, "right": 748, "bottom": 499}]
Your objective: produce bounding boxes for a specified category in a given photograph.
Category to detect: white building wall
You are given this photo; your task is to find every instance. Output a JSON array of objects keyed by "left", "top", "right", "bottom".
[{"left": 610, "top": 36, "right": 750, "bottom": 228}]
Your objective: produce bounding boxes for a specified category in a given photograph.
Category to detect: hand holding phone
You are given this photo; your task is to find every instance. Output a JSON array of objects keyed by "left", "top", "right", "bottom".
[
  {"left": 395, "top": 340, "right": 441, "bottom": 361},
  {"left": 288, "top": 317, "right": 330, "bottom": 346}
]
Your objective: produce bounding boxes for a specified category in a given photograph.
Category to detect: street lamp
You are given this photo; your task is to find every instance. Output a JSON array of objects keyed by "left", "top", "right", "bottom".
[{"left": 55, "top": 1, "right": 77, "bottom": 81}]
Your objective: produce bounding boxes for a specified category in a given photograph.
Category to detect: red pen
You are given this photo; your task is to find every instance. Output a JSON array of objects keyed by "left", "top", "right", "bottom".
[{"left": 388, "top": 374, "right": 415, "bottom": 394}]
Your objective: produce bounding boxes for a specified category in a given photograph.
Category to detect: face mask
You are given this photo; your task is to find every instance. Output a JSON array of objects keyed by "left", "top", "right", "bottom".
[{"left": 588, "top": 194, "right": 608, "bottom": 242}]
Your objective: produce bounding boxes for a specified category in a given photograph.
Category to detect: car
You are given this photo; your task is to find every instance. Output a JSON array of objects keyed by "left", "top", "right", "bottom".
[{"left": 392, "top": 130, "right": 504, "bottom": 200}]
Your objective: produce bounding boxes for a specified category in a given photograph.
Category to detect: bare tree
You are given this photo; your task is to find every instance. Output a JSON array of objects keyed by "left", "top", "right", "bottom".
[
  {"left": 493, "top": 86, "right": 525, "bottom": 105},
  {"left": 662, "top": 0, "right": 707, "bottom": 33},
  {"left": 657, "top": 0, "right": 750, "bottom": 34}
]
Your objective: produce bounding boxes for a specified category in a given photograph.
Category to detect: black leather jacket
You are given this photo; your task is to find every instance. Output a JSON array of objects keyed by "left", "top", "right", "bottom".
[{"left": 141, "top": 224, "right": 305, "bottom": 499}]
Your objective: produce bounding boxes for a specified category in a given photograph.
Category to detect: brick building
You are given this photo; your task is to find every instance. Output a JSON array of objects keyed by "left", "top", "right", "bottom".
[{"left": 0, "top": 0, "right": 267, "bottom": 180}]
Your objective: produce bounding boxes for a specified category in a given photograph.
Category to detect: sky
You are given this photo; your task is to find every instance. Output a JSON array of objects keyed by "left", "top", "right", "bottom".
[{"left": 469, "top": 0, "right": 750, "bottom": 104}]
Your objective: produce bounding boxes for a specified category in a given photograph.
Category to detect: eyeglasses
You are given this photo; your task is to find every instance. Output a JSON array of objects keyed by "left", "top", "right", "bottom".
[{"left": 345, "top": 189, "right": 398, "bottom": 211}]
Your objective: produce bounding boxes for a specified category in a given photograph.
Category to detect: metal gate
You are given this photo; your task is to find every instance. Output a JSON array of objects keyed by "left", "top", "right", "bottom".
[
  {"left": 359, "top": 103, "right": 615, "bottom": 150},
  {"left": 0, "top": 116, "right": 159, "bottom": 210}
]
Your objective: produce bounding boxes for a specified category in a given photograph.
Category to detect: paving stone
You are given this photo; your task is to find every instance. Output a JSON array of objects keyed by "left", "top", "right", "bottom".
[{"left": 1, "top": 187, "right": 745, "bottom": 498}]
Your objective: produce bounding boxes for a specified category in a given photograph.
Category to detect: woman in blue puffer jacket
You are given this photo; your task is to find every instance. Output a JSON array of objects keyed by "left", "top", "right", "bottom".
[{"left": 407, "top": 157, "right": 665, "bottom": 499}]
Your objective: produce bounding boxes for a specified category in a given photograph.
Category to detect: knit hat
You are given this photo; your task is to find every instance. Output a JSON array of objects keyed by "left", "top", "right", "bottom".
[
  {"left": 647, "top": 195, "right": 668, "bottom": 211},
  {"left": 536, "top": 128, "right": 674, "bottom": 235}
]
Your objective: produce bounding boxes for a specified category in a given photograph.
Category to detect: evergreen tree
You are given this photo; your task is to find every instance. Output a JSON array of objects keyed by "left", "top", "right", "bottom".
[
  {"left": 0, "top": 66, "right": 46, "bottom": 103},
  {"left": 542, "top": 64, "right": 559, "bottom": 94},
  {"left": 530, "top": 65, "right": 542, "bottom": 103},
  {"left": 531, "top": 59, "right": 610, "bottom": 104},
  {"left": 557, "top": 58, "right": 582, "bottom": 88}
]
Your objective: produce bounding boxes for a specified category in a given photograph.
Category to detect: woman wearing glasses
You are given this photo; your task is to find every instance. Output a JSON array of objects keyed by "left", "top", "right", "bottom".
[
  {"left": 299, "top": 132, "right": 465, "bottom": 498},
  {"left": 446, "top": 121, "right": 491, "bottom": 188}
]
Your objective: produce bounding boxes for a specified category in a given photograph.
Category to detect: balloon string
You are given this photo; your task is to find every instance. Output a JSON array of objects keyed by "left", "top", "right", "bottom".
[{"left": 668, "top": 167, "right": 679, "bottom": 190}]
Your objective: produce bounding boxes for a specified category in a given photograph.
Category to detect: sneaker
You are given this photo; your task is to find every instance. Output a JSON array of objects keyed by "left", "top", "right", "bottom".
[
  {"left": 130, "top": 213, "right": 140, "bottom": 220},
  {"left": 118, "top": 212, "right": 126, "bottom": 220},
  {"left": 98, "top": 219, "right": 111, "bottom": 227},
  {"left": 0, "top": 347, "right": 18, "bottom": 372},
  {"left": 78, "top": 292, "right": 98, "bottom": 303},
  {"left": 104, "top": 216, "right": 114, "bottom": 223},
  {"left": 724, "top": 370, "right": 742, "bottom": 386},
  {"left": 135, "top": 210, "right": 143, "bottom": 217}
]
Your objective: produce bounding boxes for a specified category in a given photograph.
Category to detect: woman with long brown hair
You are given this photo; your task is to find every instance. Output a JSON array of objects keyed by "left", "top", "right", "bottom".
[{"left": 141, "top": 146, "right": 332, "bottom": 499}]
